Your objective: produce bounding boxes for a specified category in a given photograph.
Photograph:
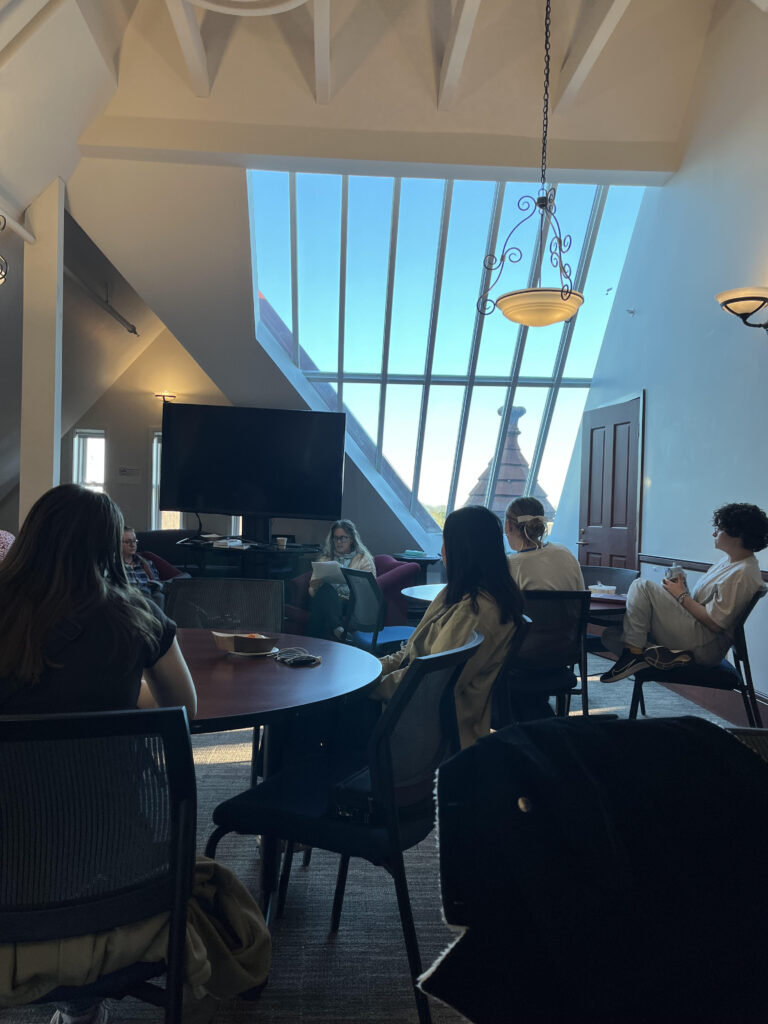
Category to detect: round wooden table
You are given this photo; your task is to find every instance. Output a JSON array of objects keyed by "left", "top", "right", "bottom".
[
  {"left": 179, "top": 628, "right": 382, "bottom": 733},
  {"left": 401, "top": 583, "right": 445, "bottom": 604}
]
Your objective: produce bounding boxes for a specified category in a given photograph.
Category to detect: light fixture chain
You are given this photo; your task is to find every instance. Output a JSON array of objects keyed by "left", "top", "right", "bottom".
[{"left": 541, "top": 0, "right": 551, "bottom": 188}]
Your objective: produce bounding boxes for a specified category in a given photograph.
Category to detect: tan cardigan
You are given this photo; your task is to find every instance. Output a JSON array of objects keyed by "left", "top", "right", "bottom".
[
  {"left": 373, "top": 589, "right": 518, "bottom": 749},
  {"left": 0, "top": 856, "right": 270, "bottom": 1008}
]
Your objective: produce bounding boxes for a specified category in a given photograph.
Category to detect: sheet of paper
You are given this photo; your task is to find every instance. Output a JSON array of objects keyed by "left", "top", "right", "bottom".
[{"left": 311, "top": 560, "right": 346, "bottom": 585}]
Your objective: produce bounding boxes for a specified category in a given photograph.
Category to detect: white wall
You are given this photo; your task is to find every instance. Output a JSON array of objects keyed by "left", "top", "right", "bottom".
[{"left": 555, "top": 0, "right": 768, "bottom": 686}]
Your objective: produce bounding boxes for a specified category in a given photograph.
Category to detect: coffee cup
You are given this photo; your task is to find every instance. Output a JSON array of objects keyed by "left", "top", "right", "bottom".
[{"left": 275, "top": 536, "right": 288, "bottom": 551}]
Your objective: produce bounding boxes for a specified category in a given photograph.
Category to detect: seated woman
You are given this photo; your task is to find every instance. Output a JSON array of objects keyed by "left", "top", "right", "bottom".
[
  {"left": 601, "top": 502, "right": 768, "bottom": 683},
  {"left": 306, "top": 519, "right": 376, "bottom": 640},
  {"left": 122, "top": 525, "right": 165, "bottom": 609},
  {"left": 0, "top": 486, "right": 195, "bottom": 717},
  {"left": 505, "top": 497, "right": 584, "bottom": 590},
  {"left": 0, "top": 485, "right": 269, "bottom": 1024},
  {"left": 503, "top": 497, "right": 585, "bottom": 723},
  {"left": 372, "top": 505, "right": 523, "bottom": 749}
]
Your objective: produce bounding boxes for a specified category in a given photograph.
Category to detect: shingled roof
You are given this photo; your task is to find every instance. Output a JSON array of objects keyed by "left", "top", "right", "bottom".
[{"left": 465, "top": 406, "right": 555, "bottom": 520}]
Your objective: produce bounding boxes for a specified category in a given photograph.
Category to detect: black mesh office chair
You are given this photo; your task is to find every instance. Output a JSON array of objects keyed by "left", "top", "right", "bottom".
[
  {"left": 631, "top": 588, "right": 767, "bottom": 726},
  {"left": 205, "top": 632, "right": 484, "bottom": 1024},
  {"left": 495, "top": 591, "right": 590, "bottom": 721},
  {"left": 164, "top": 577, "right": 285, "bottom": 632},
  {"left": 580, "top": 566, "right": 639, "bottom": 593},
  {"left": 0, "top": 708, "right": 196, "bottom": 1022},
  {"left": 341, "top": 567, "right": 414, "bottom": 655}
]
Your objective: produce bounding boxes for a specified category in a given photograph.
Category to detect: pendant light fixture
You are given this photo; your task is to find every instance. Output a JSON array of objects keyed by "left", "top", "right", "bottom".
[
  {"left": 0, "top": 216, "right": 7, "bottom": 287},
  {"left": 478, "top": 0, "right": 583, "bottom": 328}
]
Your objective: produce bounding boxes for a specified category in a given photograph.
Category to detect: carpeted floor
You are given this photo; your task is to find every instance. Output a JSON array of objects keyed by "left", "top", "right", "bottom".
[{"left": 5, "top": 660, "right": 732, "bottom": 1024}]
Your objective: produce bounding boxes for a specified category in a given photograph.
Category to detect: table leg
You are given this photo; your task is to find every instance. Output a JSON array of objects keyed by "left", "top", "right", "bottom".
[{"left": 254, "top": 721, "right": 287, "bottom": 923}]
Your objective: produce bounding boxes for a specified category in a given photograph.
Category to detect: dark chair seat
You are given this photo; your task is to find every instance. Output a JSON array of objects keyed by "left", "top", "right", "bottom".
[
  {"left": 211, "top": 754, "right": 433, "bottom": 865},
  {"left": 630, "top": 588, "right": 767, "bottom": 726}
]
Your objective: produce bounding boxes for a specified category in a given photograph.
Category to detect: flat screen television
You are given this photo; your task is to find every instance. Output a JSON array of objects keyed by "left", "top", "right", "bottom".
[{"left": 159, "top": 403, "right": 345, "bottom": 520}]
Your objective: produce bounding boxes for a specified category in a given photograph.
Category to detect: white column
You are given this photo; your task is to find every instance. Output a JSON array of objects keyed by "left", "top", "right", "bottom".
[{"left": 19, "top": 178, "right": 65, "bottom": 521}]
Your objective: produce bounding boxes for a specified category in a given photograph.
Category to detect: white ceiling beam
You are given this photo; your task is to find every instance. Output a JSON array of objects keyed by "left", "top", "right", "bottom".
[
  {"left": 554, "top": 0, "right": 632, "bottom": 112},
  {"left": 437, "top": 0, "right": 482, "bottom": 112},
  {"left": 0, "top": 0, "right": 53, "bottom": 56},
  {"left": 313, "top": 0, "right": 330, "bottom": 104},
  {"left": 165, "top": 0, "right": 210, "bottom": 97}
]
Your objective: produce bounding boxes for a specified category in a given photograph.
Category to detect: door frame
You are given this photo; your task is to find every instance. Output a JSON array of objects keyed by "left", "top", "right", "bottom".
[{"left": 579, "top": 390, "right": 645, "bottom": 569}]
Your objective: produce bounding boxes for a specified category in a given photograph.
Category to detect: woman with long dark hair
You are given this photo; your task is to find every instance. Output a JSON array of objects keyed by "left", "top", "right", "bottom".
[
  {"left": 0, "top": 484, "right": 196, "bottom": 716},
  {"left": 372, "top": 505, "right": 523, "bottom": 748}
]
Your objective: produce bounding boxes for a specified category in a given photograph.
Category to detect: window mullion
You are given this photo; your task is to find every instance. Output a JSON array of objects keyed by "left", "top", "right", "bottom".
[
  {"left": 375, "top": 178, "right": 401, "bottom": 473},
  {"left": 410, "top": 180, "right": 453, "bottom": 513}
]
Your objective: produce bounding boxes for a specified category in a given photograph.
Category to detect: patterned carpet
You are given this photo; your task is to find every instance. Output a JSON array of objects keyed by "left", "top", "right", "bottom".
[{"left": 7, "top": 661, "right": 731, "bottom": 1024}]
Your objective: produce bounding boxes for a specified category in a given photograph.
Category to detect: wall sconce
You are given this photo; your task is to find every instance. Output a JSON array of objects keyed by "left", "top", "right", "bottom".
[
  {"left": 0, "top": 215, "right": 7, "bottom": 286},
  {"left": 154, "top": 391, "right": 177, "bottom": 402},
  {"left": 716, "top": 287, "right": 768, "bottom": 334}
]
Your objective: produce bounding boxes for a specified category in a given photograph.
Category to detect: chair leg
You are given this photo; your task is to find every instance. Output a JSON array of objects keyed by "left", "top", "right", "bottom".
[
  {"left": 638, "top": 689, "right": 647, "bottom": 716},
  {"left": 629, "top": 680, "right": 643, "bottom": 720},
  {"left": 302, "top": 846, "right": 312, "bottom": 867},
  {"left": 277, "top": 842, "right": 295, "bottom": 918},
  {"left": 579, "top": 654, "right": 589, "bottom": 716},
  {"left": 390, "top": 849, "right": 431, "bottom": 1024},
  {"left": 330, "top": 855, "right": 350, "bottom": 932},
  {"left": 741, "top": 658, "right": 763, "bottom": 727}
]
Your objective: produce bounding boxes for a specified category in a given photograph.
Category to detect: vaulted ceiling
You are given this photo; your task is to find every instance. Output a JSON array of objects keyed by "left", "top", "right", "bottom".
[{"left": 0, "top": 0, "right": 764, "bottom": 526}]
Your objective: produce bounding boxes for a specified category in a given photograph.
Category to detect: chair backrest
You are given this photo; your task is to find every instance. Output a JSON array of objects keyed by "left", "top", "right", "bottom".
[
  {"left": 165, "top": 577, "right": 285, "bottom": 632},
  {"left": 579, "top": 565, "right": 639, "bottom": 594},
  {"left": 731, "top": 587, "right": 767, "bottom": 662},
  {"left": 0, "top": 707, "right": 195, "bottom": 943},
  {"left": 367, "top": 632, "right": 485, "bottom": 819},
  {"left": 342, "top": 568, "right": 386, "bottom": 636},
  {"left": 511, "top": 590, "right": 590, "bottom": 671}
]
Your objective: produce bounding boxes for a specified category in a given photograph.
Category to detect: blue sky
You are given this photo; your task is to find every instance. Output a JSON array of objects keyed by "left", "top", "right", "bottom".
[{"left": 248, "top": 170, "right": 644, "bottom": 515}]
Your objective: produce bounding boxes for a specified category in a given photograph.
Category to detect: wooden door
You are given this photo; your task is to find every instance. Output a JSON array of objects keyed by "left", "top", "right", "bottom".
[{"left": 578, "top": 396, "right": 642, "bottom": 569}]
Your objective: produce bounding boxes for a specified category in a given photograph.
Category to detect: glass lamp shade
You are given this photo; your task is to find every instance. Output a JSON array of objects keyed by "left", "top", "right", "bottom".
[
  {"left": 716, "top": 287, "right": 768, "bottom": 324},
  {"left": 496, "top": 287, "right": 584, "bottom": 327}
]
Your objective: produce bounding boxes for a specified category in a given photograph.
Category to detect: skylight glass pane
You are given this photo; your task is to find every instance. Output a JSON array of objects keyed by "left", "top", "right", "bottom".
[
  {"left": 432, "top": 180, "right": 496, "bottom": 376},
  {"left": 297, "top": 173, "right": 341, "bottom": 372},
  {"left": 248, "top": 170, "right": 292, "bottom": 333},
  {"left": 343, "top": 383, "right": 380, "bottom": 446},
  {"left": 534, "top": 388, "right": 589, "bottom": 514},
  {"left": 388, "top": 178, "right": 445, "bottom": 375},
  {"left": 417, "top": 385, "right": 465, "bottom": 525},
  {"left": 382, "top": 384, "right": 423, "bottom": 492},
  {"left": 454, "top": 386, "right": 507, "bottom": 509},
  {"left": 564, "top": 186, "right": 645, "bottom": 378},
  {"left": 344, "top": 177, "right": 395, "bottom": 374}
]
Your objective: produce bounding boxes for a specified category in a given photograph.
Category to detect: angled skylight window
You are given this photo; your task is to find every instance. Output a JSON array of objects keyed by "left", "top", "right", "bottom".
[{"left": 248, "top": 170, "right": 643, "bottom": 530}]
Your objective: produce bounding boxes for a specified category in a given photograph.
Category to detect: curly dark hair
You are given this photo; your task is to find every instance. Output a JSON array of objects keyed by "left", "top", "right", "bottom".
[{"left": 712, "top": 503, "right": 768, "bottom": 553}]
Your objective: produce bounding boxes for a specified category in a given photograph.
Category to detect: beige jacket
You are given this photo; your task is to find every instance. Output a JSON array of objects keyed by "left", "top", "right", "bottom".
[
  {"left": 309, "top": 550, "right": 376, "bottom": 597},
  {"left": 0, "top": 856, "right": 271, "bottom": 1008},
  {"left": 373, "top": 589, "right": 517, "bottom": 749}
]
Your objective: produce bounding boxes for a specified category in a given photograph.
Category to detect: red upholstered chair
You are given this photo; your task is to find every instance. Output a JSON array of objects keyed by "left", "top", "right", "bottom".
[
  {"left": 139, "top": 550, "right": 189, "bottom": 581},
  {"left": 285, "top": 555, "right": 420, "bottom": 636}
]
